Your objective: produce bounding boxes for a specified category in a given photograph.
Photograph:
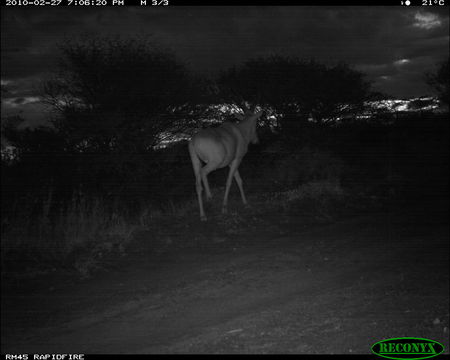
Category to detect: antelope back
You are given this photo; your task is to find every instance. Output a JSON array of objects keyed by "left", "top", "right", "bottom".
[{"left": 191, "top": 122, "right": 245, "bottom": 168}]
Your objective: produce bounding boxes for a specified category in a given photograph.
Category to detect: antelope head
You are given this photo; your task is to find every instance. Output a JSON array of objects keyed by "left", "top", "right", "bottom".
[{"left": 235, "top": 102, "right": 263, "bottom": 145}]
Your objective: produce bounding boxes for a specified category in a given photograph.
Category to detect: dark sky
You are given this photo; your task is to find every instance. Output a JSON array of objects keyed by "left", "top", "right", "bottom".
[{"left": 1, "top": 6, "right": 449, "bottom": 127}]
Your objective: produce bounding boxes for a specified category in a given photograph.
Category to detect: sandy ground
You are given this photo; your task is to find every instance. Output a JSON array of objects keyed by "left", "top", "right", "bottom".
[{"left": 1, "top": 201, "right": 449, "bottom": 354}]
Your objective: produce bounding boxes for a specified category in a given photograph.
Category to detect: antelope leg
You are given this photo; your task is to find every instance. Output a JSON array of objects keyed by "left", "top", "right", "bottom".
[
  {"left": 233, "top": 169, "right": 248, "bottom": 205},
  {"left": 222, "top": 159, "right": 240, "bottom": 214}
]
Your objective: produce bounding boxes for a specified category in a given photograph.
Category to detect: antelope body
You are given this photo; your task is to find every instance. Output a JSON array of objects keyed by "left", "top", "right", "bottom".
[{"left": 189, "top": 109, "right": 263, "bottom": 221}]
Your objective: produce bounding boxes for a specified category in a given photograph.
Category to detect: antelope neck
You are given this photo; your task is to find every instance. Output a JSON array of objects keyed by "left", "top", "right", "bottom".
[{"left": 236, "top": 117, "right": 254, "bottom": 143}]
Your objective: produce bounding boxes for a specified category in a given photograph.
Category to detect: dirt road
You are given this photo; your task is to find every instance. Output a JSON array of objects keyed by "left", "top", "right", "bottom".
[{"left": 2, "top": 205, "right": 449, "bottom": 354}]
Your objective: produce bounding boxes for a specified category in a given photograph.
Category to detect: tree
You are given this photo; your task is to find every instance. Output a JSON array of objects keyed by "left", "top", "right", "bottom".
[
  {"left": 39, "top": 36, "right": 205, "bottom": 203},
  {"left": 43, "top": 35, "right": 199, "bottom": 153},
  {"left": 217, "top": 55, "right": 373, "bottom": 136},
  {"left": 426, "top": 58, "right": 449, "bottom": 106}
]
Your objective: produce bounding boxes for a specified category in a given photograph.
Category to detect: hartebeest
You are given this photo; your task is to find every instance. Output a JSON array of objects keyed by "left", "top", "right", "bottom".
[{"left": 189, "top": 105, "right": 263, "bottom": 221}]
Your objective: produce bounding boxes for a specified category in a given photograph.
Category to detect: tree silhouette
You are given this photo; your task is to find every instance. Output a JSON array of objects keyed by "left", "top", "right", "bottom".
[
  {"left": 426, "top": 58, "right": 449, "bottom": 106},
  {"left": 43, "top": 35, "right": 198, "bottom": 153},
  {"left": 37, "top": 36, "right": 205, "bottom": 203},
  {"left": 217, "top": 55, "right": 372, "bottom": 137}
]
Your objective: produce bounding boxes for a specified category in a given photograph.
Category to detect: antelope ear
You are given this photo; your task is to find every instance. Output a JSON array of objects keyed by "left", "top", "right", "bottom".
[{"left": 235, "top": 113, "right": 245, "bottom": 121}]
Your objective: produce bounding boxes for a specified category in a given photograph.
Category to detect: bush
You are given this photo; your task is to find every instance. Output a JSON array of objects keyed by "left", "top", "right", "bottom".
[
  {"left": 1, "top": 190, "right": 139, "bottom": 277},
  {"left": 268, "top": 180, "right": 347, "bottom": 221},
  {"left": 261, "top": 144, "right": 344, "bottom": 190}
]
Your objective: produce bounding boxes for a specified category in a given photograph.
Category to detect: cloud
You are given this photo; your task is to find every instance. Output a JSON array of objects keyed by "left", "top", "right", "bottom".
[
  {"left": 1, "top": 96, "right": 49, "bottom": 128},
  {"left": 0, "top": 76, "right": 43, "bottom": 97},
  {"left": 394, "top": 59, "right": 411, "bottom": 66},
  {"left": 3, "top": 96, "right": 41, "bottom": 107},
  {"left": 2, "top": 7, "right": 448, "bottom": 76},
  {"left": 1, "top": 76, "right": 49, "bottom": 127},
  {"left": 413, "top": 11, "right": 442, "bottom": 30}
]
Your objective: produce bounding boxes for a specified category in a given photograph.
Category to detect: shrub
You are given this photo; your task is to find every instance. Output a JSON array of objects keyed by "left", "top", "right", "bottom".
[
  {"left": 261, "top": 145, "right": 344, "bottom": 190},
  {"left": 265, "top": 180, "right": 347, "bottom": 221},
  {"left": 1, "top": 190, "right": 139, "bottom": 277}
]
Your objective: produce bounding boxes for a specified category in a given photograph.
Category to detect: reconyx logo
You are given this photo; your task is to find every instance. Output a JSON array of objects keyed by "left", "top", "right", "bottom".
[{"left": 371, "top": 337, "right": 445, "bottom": 360}]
